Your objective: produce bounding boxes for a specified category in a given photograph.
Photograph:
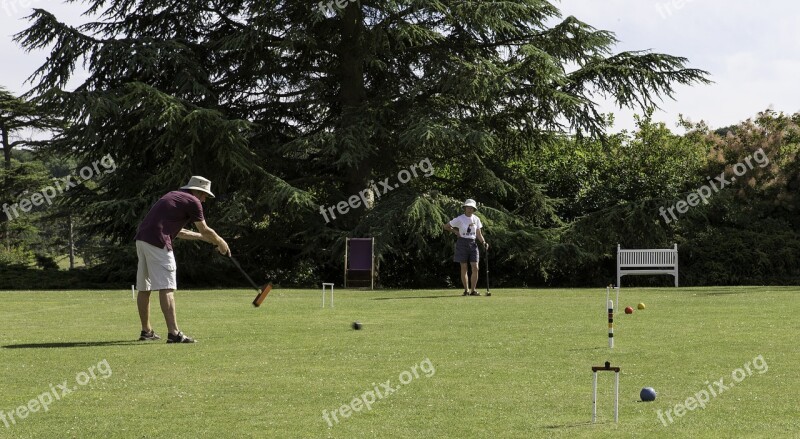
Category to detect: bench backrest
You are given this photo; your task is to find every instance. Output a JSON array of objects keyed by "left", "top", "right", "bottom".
[{"left": 617, "top": 244, "right": 678, "bottom": 267}]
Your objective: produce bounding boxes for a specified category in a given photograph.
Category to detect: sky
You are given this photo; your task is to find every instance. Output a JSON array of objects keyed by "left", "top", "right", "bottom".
[
  {"left": 1, "top": 0, "right": 799, "bottom": 132},
  {"left": 557, "top": 0, "right": 800, "bottom": 131}
]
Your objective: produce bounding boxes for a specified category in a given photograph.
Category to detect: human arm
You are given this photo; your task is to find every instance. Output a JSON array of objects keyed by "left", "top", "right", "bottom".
[
  {"left": 443, "top": 223, "right": 460, "bottom": 236},
  {"left": 177, "top": 229, "right": 204, "bottom": 240},
  {"left": 192, "top": 220, "right": 230, "bottom": 255},
  {"left": 476, "top": 228, "right": 488, "bottom": 249}
]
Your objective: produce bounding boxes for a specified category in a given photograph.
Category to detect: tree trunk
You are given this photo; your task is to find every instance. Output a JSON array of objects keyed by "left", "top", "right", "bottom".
[
  {"left": 1, "top": 125, "right": 10, "bottom": 170},
  {"left": 338, "top": 4, "right": 370, "bottom": 228},
  {"left": 68, "top": 213, "right": 75, "bottom": 270},
  {"left": 1, "top": 124, "right": 9, "bottom": 249}
]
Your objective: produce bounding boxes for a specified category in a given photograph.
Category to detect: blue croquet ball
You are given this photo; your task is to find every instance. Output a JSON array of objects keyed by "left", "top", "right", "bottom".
[
  {"left": 352, "top": 321, "right": 362, "bottom": 330},
  {"left": 640, "top": 387, "right": 657, "bottom": 402}
]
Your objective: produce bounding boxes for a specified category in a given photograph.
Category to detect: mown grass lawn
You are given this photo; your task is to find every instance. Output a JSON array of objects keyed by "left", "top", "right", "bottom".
[{"left": 0, "top": 286, "right": 797, "bottom": 438}]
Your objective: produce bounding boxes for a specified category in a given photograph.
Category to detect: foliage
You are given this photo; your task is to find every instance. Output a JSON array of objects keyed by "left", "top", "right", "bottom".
[
  {"left": 4, "top": 109, "right": 800, "bottom": 286},
  {"left": 9, "top": 2, "right": 791, "bottom": 287},
  {"left": 7, "top": 0, "right": 711, "bottom": 288}
]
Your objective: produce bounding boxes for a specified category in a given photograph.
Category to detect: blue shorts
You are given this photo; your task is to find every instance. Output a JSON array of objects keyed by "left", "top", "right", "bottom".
[{"left": 454, "top": 238, "right": 480, "bottom": 263}]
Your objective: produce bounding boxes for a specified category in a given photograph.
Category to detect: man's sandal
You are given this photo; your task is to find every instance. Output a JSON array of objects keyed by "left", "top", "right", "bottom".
[
  {"left": 167, "top": 331, "right": 197, "bottom": 344},
  {"left": 139, "top": 330, "right": 161, "bottom": 341}
]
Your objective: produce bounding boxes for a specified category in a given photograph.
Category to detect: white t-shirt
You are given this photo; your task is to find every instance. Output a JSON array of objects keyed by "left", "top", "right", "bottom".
[{"left": 449, "top": 214, "right": 482, "bottom": 240}]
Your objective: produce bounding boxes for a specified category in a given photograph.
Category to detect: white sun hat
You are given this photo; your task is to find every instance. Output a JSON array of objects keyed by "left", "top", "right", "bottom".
[
  {"left": 181, "top": 176, "right": 215, "bottom": 198},
  {"left": 462, "top": 199, "right": 477, "bottom": 209}
]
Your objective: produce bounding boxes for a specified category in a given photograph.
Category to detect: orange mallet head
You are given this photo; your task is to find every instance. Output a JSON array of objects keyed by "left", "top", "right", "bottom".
[
  {"left": 252, "top": 284, "right": 272, "bottom": 307},
  {"left": 229, "top": 255, "right": 273, "bottom": 308}
]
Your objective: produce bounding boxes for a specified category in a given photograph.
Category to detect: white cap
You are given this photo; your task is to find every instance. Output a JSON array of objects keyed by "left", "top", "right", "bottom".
[{"left": 462, "top": 199, "right": 477, "bottom": 209}]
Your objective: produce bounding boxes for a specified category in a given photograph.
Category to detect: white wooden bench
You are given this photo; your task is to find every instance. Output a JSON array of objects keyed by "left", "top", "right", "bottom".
[{"left": 617, "top": 244, "right": 678, "bottom": 287}]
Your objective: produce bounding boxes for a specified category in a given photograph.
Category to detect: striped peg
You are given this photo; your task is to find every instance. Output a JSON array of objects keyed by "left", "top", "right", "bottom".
[{"left": 608, "top": 299, "right": 614, "bottom": 348}]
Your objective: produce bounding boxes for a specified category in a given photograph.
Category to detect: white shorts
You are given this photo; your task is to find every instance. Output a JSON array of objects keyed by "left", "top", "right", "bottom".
[{"left": 136, "top": 240, "right": 177, "bottom": 291}]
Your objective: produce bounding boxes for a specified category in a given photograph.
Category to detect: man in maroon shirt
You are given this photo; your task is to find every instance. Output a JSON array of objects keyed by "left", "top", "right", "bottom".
[{"left": 135, "top": 176, "right": 230, "bottom": 343}]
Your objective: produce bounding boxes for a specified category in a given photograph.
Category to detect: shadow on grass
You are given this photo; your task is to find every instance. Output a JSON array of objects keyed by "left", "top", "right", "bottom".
[
  {"left": 542, "top": 421, "right": 594, "bottom": 429},
  {"left": 3, "top": 340, "right": 144, "bottom": 349},
  {"left": 567, "top": 346, "right": 605, "bottom": 352},
  {"left": 372, "top": 295, "right": 465, "bottom": 300},
  {"left": 692, "top": 291, "right": 748, "bottom": 296}
]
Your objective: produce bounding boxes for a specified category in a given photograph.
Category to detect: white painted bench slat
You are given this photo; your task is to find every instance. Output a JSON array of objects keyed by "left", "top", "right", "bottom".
[{"left": 617, "top": 244, "right": 678, "bottom": 287}]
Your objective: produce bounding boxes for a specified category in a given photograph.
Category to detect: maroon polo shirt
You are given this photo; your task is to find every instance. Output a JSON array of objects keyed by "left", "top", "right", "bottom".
[{"left": 135, "top": 190, "right": 204, "bottom": 251}]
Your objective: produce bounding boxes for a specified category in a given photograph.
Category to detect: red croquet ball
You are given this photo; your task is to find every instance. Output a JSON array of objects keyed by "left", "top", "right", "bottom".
[{"left": 624, "top": 306, "right": 634, "bottom": 314}]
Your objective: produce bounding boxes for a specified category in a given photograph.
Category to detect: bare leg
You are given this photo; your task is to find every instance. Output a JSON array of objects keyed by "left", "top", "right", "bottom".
[
  {"left": 159, "top": 289, "right": 179, "bottom": 335},
  {"left": 460, "top": 263, "right": 469, "bottom": 291},
  {"left": 470, "top": 262, "right": 480, "bottom": 292},
  {"left": 137, "top": 291, "right": 152, "bottom": 332}
]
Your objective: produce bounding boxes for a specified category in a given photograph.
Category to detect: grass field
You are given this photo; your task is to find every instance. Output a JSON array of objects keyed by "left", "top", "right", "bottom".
[{"left": 0, "top": 286, "right": 797, "bottom": 438}]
